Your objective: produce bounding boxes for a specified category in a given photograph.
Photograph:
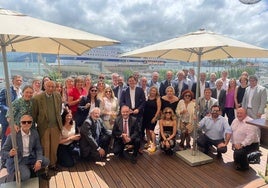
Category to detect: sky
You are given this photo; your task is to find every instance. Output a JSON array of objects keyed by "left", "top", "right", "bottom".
[{"left": 1, "top": 0, "right": 268, "bottom": 52}]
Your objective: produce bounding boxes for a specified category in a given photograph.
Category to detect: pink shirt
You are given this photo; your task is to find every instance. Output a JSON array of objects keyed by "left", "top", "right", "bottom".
[{"left": 225, "top": 89, "right": 235, "bottom": 108}]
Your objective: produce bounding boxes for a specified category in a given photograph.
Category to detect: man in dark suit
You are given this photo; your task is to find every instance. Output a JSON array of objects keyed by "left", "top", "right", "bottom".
[
  {"left": 173, "top": 71, "right": 188, "bottom": 98},
  {"left": 120, "top": 75, "right": 146, "bottom": 121},
  {"left": 80, "top": 107, "right": 111, "bottom": 161},
  {"left": 191, "top": 72, "right": 209, "bottom": 99},
  {"left": 112, "top": 105, "right": 141, "bottom": 164},
  {"left": 211, "top": 79, "right": 226, "bottom": 112},
  {"left": 2, "top": 115, "right": 50, "bottom": 181},
  {"left": 159, "top": 70, "right": 174, "bottom": 97},
  {"left": 113, "top": 76, "right": 127, "bottom": 104},
  {"left": 0, "top": 75, "right": 23, "bottom": 148}
]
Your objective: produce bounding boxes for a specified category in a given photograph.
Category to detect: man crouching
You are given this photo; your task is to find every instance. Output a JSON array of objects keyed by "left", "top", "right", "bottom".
[{"left": 112, "top": 105, "right": 141, "bottom": 164}]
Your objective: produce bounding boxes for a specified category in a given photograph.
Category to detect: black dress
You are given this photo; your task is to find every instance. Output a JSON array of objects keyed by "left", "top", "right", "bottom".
[
  {"left": 236, "top": 86, "right": 246, "bottom": 105},
  {"left": 160, "top": 125, "right": 176, "bottom": 150},
  {"left": 161, "top": 98, "right": 179, "bottom": 113},
  {"left": 142, "top": 98, "right": 157, "bottom": 131}
]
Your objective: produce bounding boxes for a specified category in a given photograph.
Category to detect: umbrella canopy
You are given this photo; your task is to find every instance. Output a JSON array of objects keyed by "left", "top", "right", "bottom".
[
  {"left": 0, "top": 8, "right": 119, "bottom": 55},
  {"left": 0, "top": 8, "right": 118, "bottom": 185},
  {"left": 122, "top": 29, "right": 268, "bottom": 156},
  {"left": 122, "top": 29, "right": 268, "bottom": 61}
]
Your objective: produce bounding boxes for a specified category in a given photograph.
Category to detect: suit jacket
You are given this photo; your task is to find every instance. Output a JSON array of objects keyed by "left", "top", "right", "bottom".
[
  {"left": 198, "top": 97, "right": 218, "bottom": 119},
  {"left": 191, "top": 82, "right": 210, "bottom": 99},
  {"left": 75, "top": 96, "right": 101, "bottom": 127},
  {"left": 112, "top": 115, "right": 140, "bottom": 142},
  {"left": 32, "top": 92, "right": 63, "bottom": 138},
  {"left": 172, "top": 80, "right": 189, "bottom": 98},
  {"left": 211, "top": 88, "right": 226, "bottom": 112},
  {"left": 113, "top": 84, "right": 127, "bottom": 100},
  {"left": 120, "top": 86, "right": 146, "bottom": 117},
  {"left": 159, "top": 80, "right": 174, "bottom": 97},
  {"left": 242, "top": 85, "right": 267, "bottom": 118},
  {"left": 79, "top": 117, "right": 111, "bottom": 158},
  {"left": 2, "top": 129, "right": 44, "bottom": 171}
]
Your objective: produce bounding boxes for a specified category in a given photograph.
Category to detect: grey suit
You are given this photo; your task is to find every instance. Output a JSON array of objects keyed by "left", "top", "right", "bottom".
[
  {"left": 242, "top": 85, "right": 267, "bottom": 119},
  {"left": 2, "top": 129, "right": 49, "bottom": 181},
  {"left": 198, "top": 97, "right": 218, "bottom": 120}
]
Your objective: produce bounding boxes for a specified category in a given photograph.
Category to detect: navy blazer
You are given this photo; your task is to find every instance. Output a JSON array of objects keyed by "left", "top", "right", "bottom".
[
  {"left": 2, "top": 128, "right": 44, "bottom": 165},
  {"left": 120, "top": 86, "right": 146, "bottom": 117},
  {"left": 173, "top": 81, "right": 189, "bottom": 98},
  {"left": 159, "top": 80, "right": 174, "bottom": 97},
  {"left": 112, "top": 115, "right": 140, "bottom": 141}
]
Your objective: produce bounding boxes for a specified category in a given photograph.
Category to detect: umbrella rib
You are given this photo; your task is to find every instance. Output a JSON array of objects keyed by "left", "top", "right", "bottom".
[{"left": 50, "top": 38, "right": 82, "bottom": 55}]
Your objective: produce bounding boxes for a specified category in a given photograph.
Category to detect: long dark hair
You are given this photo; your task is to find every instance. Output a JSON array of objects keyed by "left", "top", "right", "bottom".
[
  {"left": 61, "top": 108, "right": 73, "bottom": 125},
  {"left": 87, "top": 86, "right": 98, "bottom": 101}
]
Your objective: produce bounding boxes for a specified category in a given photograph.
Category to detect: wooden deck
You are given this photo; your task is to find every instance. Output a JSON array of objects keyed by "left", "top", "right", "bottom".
[
  {"left": 45, "top": 144, "right": 267, "bottom": 188},
  {"left": 1, "top": 143, "right": 267, "bottom": 188}
]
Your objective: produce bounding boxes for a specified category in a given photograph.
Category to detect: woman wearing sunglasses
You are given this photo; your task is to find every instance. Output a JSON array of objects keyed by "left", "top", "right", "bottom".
[
  {"left": 176, "top": 90, "right": 195, "bottom": 149},
  {"left": 75, "top": 86, "right": 101, "bottom": 128},
  {"left": 159, "top": 107, "right": 177, "bottom": 155},
  {"left": 100, "top": 87, "right": 119, "bottom": 130}
]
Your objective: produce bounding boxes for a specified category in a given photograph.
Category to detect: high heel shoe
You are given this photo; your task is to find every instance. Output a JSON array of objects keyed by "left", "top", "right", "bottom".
[{"left": 147, "top": 145, "right": 156, "bottom": 153}]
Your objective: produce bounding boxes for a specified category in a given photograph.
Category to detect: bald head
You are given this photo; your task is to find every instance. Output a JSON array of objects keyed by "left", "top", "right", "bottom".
[{"left": 236, "top": 108, "right": 247, "bottom": 121}]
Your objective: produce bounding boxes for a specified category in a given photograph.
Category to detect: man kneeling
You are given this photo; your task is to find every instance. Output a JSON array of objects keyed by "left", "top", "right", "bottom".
[
  {"left": 2, "top": 115, "right": 50, "bottom": 181},
  {"left": 112, "top": 105, "right": 141, "bottom": 164}
]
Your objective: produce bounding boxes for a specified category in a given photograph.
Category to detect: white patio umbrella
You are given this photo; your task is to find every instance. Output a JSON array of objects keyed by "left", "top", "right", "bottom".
[
  {"left": 0, "top": 8, "right": 119, "bottom": 186},
  {"left": 122, "top": 29, "right": 268, "bottom": 158}
]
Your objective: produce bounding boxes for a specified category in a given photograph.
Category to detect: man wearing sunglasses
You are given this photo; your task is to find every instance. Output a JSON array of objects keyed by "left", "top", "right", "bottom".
[{"left": 2, "top": 115, "right": 50, "bottom": 181}]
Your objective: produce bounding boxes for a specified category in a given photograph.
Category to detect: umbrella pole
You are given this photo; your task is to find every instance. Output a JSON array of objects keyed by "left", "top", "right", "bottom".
[
  {"left": 1, "top": 41, "right": 21, "bottom": 186},
  {"left": 192, "top": 52, "right": 201, "bottom": 156}
]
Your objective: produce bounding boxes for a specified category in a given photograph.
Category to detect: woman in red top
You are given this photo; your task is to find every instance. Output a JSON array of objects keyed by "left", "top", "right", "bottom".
[{"left": 68, "top": 76, "right": 87, "bottom": 116}]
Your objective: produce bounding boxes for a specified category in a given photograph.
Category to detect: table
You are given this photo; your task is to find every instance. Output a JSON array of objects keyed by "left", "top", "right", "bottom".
[
  {"left": 247, "top": 118, "right": 268, "bottom": 176},
  {"left": 246, "top": 118, "right": 268, "bottom": 147}
]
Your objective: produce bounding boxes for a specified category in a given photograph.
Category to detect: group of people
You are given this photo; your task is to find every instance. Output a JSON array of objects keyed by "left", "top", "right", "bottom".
[{"left": 0, "top": 68, "right": 266, "bottom": 182}]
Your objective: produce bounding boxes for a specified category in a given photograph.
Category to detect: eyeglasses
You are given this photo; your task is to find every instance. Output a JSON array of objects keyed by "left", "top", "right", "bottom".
[
  {"left": 164, "top": 111, "right": 172, "bottom": 114},
  {"left": 21, "top": 121, "right": 32, "bottom": 125},
  {"left": 105, "top": 91, "right": 111, "bottom": 93},
  {"left": 184, "top": 95, "right": 191, "bottom": 97},
  {"left": 91, "top": 90, "right": 98, "bottom": 92}
]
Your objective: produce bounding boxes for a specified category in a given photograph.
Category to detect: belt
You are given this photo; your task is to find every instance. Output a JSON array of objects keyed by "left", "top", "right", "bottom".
[{"left": 247, "top": 107, "right": 252, "bottom": 109}]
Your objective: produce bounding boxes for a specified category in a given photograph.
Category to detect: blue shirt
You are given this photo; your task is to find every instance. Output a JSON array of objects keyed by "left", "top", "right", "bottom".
[{"left": 199, "top": 115, "right": 232, "bottom": 140}]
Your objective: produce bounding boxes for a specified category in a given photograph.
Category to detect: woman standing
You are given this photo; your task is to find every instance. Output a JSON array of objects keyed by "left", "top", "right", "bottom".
[
  {"left": 159, "top": 107, "right": 177, "bottom": 155},
  {"left": 161, "top": 86, "right": 179, "bottom": 113},
  {"left": 100, "top": 87, "right": 119, "bottom": 130},
  {"left": 75, "top": 86, "right": 101, "bottom": 128},
  {"left": 68, "top": 76, "right": 87, "bottom": 117},
  {"left": 10, "top": 85, "right": 34, "bottom": 131},
  {"left": 142, "top": 86, "right": 161, "bottom": 153},
  {"left": 176, "top": 90, "right": 195, "bottom": 149},
  {"left": 83, "top": 75, "right": 92, "bottom": 96},
  {"left": 223, "top": 78, "right": 236, "bottom": 125},
  {"left": 57, "top": 108, "right": 80, "bottom": 167},
  {"left": 32, "top": 79, "right": 42, "bottom": 96},
  {"left": 235, "top": 76, "right": 248, "bottom": 109}
]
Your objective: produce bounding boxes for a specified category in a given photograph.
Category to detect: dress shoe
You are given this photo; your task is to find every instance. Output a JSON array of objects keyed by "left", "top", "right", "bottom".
[
  {"left": 40, "top": 173, "right": 51, "bottom": 180},
  {"left": 216, "top": 153, "right": 222, "bottom": 159},
  {"left": 50, "top": 165, "right": 60, "bottom": 171},
  {"left": 130, "top": 156, "right": 137, "bottom": 164}
]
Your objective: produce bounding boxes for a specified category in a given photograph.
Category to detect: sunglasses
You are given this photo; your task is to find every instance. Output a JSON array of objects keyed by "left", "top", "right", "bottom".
[
  {"left": 184, "top": 95, "right": 191, "bottom": 97},
  {"left": 164, "top": 111, "right": 172, "bottom": 114},
  {"left": 99, "top": 76, "right": 104, "bottom": 79},
  {"left": 91, "top": 89, "right": 98, "bottom": 92},
  {"left": 105, "top": 91, "right": 111, "bottom": 93},
  {"left": 21, "top": 121, "right": 32, "bottom": 125}
]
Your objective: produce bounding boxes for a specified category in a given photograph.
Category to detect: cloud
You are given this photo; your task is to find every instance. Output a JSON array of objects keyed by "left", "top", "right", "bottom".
[{"left": 0, "top": 0, "right": 267, "bottom": 51}]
